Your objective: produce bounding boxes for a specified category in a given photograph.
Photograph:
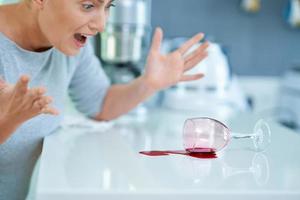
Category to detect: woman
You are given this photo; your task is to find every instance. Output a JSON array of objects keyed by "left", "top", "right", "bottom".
[{"left": 0, "top": 0, "right": 208, "bottom": 199}]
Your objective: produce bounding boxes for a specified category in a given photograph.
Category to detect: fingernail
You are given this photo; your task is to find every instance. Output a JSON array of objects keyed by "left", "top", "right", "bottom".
[
  {"left": 38, "top": 88, "right": 45, "bottom": 95},
  {"left": 197, "top": 33, "right": 204, "bottom": 38}
]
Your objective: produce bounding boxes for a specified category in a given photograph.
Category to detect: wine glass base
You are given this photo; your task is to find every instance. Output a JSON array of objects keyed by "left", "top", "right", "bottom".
[{"left": 253, "top": 119, "right": 271, "bottom": 151}]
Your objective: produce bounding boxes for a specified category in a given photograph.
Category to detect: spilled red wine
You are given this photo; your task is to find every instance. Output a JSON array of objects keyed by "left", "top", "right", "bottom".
[{"left": 140, "top": 148, "right": 217, "bottom": 159}]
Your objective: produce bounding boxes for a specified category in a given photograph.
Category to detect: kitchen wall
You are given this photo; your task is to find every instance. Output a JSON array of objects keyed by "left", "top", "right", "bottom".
[{"left": 151, "top": 0, "right": 300, "bottom": 76}]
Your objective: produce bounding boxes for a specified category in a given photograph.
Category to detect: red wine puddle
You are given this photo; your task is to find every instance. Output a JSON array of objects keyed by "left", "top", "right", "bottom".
[{"left": 140, "top": 148, "right": 217, "bottom": 159}]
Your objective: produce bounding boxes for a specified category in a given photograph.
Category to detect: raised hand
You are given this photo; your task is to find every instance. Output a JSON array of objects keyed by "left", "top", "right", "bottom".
[
  {"left": 0, "top": 75, "right": 59, "bottom": 125},
  {"left": 143, "top": 27, "right": 209, "bottom": 91}
]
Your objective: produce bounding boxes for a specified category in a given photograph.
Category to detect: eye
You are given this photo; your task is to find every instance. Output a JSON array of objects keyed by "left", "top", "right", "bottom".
[
  {"left": 105, "top": 3, "right": 115, "bottom": 10},
  {"left": 82, "top": 3, "right": 95, "bottom": 11}
]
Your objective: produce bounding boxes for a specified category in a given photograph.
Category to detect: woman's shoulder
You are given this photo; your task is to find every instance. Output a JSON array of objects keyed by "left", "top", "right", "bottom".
[{"left": 0, "top": 33, "right": 7, "bottom": 53}]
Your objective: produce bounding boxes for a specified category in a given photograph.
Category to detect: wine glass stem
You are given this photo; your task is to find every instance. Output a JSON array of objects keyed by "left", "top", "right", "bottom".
[{"left": 231, "top": 133, "right": 254, "bottom": 140}]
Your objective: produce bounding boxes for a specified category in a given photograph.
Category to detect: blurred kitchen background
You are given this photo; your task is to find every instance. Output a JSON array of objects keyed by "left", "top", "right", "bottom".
[
  {"left": 152, "top": 0, "right": 299, "bottom": 76},
  {"left": 1, "top": 0, "right": 300, "bottom": 131},
  {"left": 96, "top": 0, "right": 300, "bottom": 133}
]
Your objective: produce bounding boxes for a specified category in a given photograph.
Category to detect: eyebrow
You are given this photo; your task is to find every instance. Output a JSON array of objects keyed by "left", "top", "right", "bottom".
[
  {"left": 98, "top": 0, "right": 115, "bottom": 4},
  {"left": 98, "top": 0, "right": 115, "bottom": 3}
]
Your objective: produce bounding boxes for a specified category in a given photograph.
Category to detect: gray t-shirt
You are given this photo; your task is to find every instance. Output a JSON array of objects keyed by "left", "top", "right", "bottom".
[{"left": 0, "top": 32, "right": 110, "bottom": 200}]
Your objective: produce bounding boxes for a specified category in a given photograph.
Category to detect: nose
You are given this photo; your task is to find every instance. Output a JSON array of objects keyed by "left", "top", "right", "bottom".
[{"left": 89, "top": 12, "right": 107, "bottom": 34}]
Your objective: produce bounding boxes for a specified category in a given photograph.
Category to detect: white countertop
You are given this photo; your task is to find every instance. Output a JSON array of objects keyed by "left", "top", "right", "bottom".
[{"left": 32, "top": 108, "right": 300, "bottom": 200}]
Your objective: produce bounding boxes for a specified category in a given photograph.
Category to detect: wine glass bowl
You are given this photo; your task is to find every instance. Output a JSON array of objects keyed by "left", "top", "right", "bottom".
[{"left": 183, "top": 117, "right": 230, "bottom": 153}]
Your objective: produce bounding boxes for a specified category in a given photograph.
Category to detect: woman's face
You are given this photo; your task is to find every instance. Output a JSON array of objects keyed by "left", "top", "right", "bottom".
[{"left": 35, "top": 0, "right": 114, "bottom": 55}]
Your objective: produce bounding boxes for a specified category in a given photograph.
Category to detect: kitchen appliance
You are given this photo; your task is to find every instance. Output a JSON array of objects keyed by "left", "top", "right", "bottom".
[
  {"left": 100, "top": 0, "right": 152, "bottom": 84},
  {"left": 98, "top": 0, "right": 152, "bottom": 118},
  {"left": 284, "top": 0, "right": 300, "bottom": 28},
  {"left": 278, "top": 64, "right": 300, "bottom": 131},
  {"left": 161, "top": 38, "right": 249, "bottom": 122}
]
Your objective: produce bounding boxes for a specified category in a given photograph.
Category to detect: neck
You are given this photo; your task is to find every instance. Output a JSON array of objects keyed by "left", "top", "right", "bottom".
[{"left": 11, "top": 3, "right": 52, "bottom": 52}]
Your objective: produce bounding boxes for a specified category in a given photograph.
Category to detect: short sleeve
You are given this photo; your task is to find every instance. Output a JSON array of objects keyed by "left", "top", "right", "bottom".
[{"left": 68, "top": 41, "right": 111, "bottom": 118}]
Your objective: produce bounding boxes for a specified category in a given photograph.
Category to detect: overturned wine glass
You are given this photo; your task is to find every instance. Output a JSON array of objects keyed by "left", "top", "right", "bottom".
[{"left": 183, "top": 117, "right": 271, "bottom": 153}]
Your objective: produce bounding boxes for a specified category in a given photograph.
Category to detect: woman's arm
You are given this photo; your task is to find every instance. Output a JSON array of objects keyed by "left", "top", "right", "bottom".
[
  {"left": 0, "top": 115, "right": 22, "bottom": 144},
  {"left": 0, "top": 77, "right": 19, "bottom": 143},
  {"left": 94, "top": 76, "right": 155, "bottom": 121},
  {"left": 94, "top": 28, "right": 209, "bottom": 121}
]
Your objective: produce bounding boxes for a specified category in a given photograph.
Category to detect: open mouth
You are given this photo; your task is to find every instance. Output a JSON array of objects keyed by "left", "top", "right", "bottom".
[{"left": 74, "top": 33, "right": 87, "bottom": 47}]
